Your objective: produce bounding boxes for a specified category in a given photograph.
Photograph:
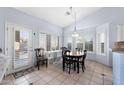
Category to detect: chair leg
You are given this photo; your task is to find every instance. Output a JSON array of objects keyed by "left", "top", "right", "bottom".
[
  {"left": 84, "top": 62, "right": 86, "bottom": 69},
  {"left": 74, "top": 62, "right": 76, "bottom": 71},
  {"left": 37, "top": 61, "right": 40, "bottom": 70},
  {"left": 63, "top": 62, "right": 65, "bottom": 71},
  {"left": 69, "top": 64, "right": 71, "bottom": 74},
  {"left": 82, "top": 63, "right": 84, "bottom": 72},
  {"left": 46, "top": 59, "right": 48, "bottom": 68},
  {"left": 77, "top": 62, "right": 79, "bottom": 73}
]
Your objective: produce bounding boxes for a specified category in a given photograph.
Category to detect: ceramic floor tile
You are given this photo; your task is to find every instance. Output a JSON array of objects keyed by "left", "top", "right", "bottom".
[
  {"left": 62, "top": 78, "right": 76, "bottom": 85},
  {"left": 90, "top": 81, "right": 100, "bottom": 85},
  {"left": 27, "top": 76, "right": 41, "bottom": 83},
  {"left": 47, "top": 79, "right": 62, "bottom": 85},
  {"left": 38, "top": 72, "right": 50, "bottom": 78},
  {"left": 41, "top": 74, "right": 54, "bottom": 82},
  {"left": 55, "top": 74, "right": 67, "bottom": 82},
  {"left": 95, "top": 67, "right": 104, "bottom": 73},
  {"left": 104, "top": 80, "right": 112, "bottom": 85},
  {"left": 13, "top": 76, "right": 27, "bottom": 84},
  {"left": 69, "top": 74, "right": 80, "bottom": 81},
  {"left": 14, "top": 80, "right": 29, "bottom": 85},
  {"left": 33, "top": 79, "right": 47, "bottom": 85},
  {"left": 104, "top": 70, "right": 112, "bottom": 77},
  {"left": 91, "top": 76, "right": 103, "bottom": 85},
  {"left": 104, "top": 75, "right": 112, "bottom": 82},
  {"left": 0, "top": 80, "right": 14, "bottom": 85},
  {"left": 80, "top": 73, "right": 92, "bottom": 81},
  {"left": 3, "top": 74, "right": 15, "bottom": 81},
  {"left": 24, "top": 72, "right": 37, "bottom": 79},
  {"left": 76, "top": 77, "right": 90, "bottom": 85},
  {"left": 92, "top": 72, "right": 103, "bottom": 79}
]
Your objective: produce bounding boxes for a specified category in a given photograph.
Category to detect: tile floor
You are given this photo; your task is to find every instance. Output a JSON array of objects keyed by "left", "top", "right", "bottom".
[{"left": 0, "top": 60, "right": 112, "bottom": 85}]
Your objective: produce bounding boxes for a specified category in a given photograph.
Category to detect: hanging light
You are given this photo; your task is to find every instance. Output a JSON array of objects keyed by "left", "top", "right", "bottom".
[
  {"left": 71, "top": 7, "right": 79, "bottom": 37},
  {"left": 72, "top": 31, "right": 79, "bottom": 37},
  {"left": 66, "top": 7, "right": 79, "bottom": 37}
]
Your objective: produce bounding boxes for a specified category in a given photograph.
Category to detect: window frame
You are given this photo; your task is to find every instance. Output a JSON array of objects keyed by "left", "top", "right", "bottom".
[
  {"left": 96, "top": 30, "right": 107, "bottom": 56},
  {"left": 39, "top": 32, "right": 60, "bottom": 51}
]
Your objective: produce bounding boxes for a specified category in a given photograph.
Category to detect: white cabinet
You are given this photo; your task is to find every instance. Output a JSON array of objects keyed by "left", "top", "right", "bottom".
[
  {"left": 113, "top": 52, "right": 124, "bottom": 85},
  {"left": 117, "top": 24, "right": 124, "bottom": 41},
  {"left": 45, "top": 50, "right": 62, "bottom": 63}
]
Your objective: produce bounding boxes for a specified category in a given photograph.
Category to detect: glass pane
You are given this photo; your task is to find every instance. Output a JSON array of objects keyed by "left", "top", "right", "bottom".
[
  {"left": 101, "top": 43, "right": 104, "bottom": 53},
  {"left": 47, "top": 34, "right": 51, "bottom": 51},
  {"left": 85, "top": 41, "right": 93, "bottom": 51},
  {"left": 68, "top": 43, "right": 72, "bottom": 50},
  {"left": 39, "top": 33, "right": 47, "bottom": 50},
  {"left": 14, "top": 30, "right": 29, "bottom": 68},
  {"left": 51, "top": 35, "right": 59, "bottom": 51},
  {"left": 77, "top": 43, "right": 83, "bottom": 50}
]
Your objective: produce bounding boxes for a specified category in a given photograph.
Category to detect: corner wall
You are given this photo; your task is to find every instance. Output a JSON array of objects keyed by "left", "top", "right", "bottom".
[{"left": 63, "top": 7, "right": 124, "bottom": 66}]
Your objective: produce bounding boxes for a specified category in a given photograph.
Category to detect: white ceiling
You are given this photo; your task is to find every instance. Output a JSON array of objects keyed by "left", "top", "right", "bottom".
[{"left": 14, "top": 7, "right": 102, "bottom": 28}]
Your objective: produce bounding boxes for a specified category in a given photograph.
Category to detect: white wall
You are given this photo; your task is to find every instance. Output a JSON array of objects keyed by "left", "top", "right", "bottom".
[{"left": 0, "top": 8, "right": 63, "bottom": 53}]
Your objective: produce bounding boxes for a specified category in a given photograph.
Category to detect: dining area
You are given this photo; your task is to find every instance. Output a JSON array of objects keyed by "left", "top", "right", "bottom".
[
  {"left": 62, "top": 48, "right": 87, "bottom": 74},
  {"left": 0, "top": 7, "right": 114, "bottom": 85}
]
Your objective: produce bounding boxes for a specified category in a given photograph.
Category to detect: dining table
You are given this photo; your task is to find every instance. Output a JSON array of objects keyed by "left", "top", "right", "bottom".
[{"left": 66, "top": 51, "right": 84, "bottom": 73}]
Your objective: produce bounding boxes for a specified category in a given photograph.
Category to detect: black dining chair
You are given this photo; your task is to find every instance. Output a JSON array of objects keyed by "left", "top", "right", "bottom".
[
  {"left": 83, "top": 50, "right": 87, "bottom": 69},
  {"left": 61, "top": 47, "right": 67, "bottom": 57},
  {"left": 78, "top": 50, "right": 87, "bottom": 72},
  {"left": 62, "top": 50, "right": 74, "bottom": 74},
  {"left": 35, "top": 48, "right": 48, "bottom": 70}
]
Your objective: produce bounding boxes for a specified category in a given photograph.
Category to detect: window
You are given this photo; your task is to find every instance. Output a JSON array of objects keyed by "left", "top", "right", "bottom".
[
  {"left": 46, "top": 34, "right": 51, "bottom": 51},
  {"left": 101, "top": 43, "right": 104, "bottom": 53},
  {"left": 100, "top": 32, "right": 105, "bottom": 53},
  {"left": 68, "top": 43, "right": 72, "bottom": 50},
  {"left": 85, "top": 41, "right": 93, "bottom": 51},
  {"left": 74, "top": 30, "right": 95, "bottom": 52},
  {"left": 39, "top": 33, "right": 47, "bottom": 50},
  {"left": 51, "top": 35, "right": 59, "bottom": 51},
  {"left": 77, "top": 43, "right": 83, "bottom": 50},
  {"left": 96, "top": 31, "right": 105, "bottom": 54},
  {"left": 14, "top": 30, "right": 29, "bottom": 59},
  {"left": 39, "top": 32, "right": 59, "bottom": 51}
]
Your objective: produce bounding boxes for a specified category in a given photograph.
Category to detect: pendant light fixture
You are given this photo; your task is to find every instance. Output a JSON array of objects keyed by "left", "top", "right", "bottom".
[{"left": 66, "top": 7, "right": 79, "bottom": 37}]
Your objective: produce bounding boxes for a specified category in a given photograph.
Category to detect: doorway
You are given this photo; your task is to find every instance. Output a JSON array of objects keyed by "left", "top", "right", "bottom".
[{"left": 5, "top": 23, "right": 33, "bottom": 74}]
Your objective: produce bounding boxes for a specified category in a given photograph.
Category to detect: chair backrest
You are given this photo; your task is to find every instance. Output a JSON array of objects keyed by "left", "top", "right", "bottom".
[
  {"left": 83, "top": 50, "right": 87, "bottom": 60},
  {"left": 75, "top": 48, "right": 78, "bottom": 51},
  {"left": 61, "top": 47, "right": 67, "bottom": 57},
  {"left": 62, "top": 50, "right": 71, "bottom": 61},
  {"left": 61, "top": 47, "right": 67, "bottom": 50},
  {"left": 35, "top": 48, "right": 45, "bottom": 58},
  {"left": 64, "top": 50, "right": 70, "bottom": 55},
  {"left": 0, "top": 48, "right": 2, "bottom": 53}
]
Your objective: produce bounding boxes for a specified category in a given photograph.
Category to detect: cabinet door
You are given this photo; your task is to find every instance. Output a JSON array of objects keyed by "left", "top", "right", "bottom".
[{"left": 113, "top": 52, "right": 120, "bottom": 84}]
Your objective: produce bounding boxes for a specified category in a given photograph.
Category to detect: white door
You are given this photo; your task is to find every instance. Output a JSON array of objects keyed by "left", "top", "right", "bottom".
[{"left": 5, "top": 23, "right": 33, "bottom": 73}]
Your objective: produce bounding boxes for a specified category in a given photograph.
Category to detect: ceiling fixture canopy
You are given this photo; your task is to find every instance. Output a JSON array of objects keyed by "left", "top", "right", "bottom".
[{"left": 66, "top": 7, "right": 79, "bottom": 37}]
